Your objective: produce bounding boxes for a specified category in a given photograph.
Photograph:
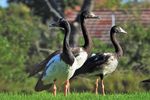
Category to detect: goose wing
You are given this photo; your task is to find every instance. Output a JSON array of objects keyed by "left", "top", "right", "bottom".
[
  {"left": 28, "top": 50, "right": 61, "bottom": 77},
  {"left": 29, "top": 48, "right": 83, "bottom": 77},
  {"left": 71, "top": 53, "right": 110, "bottom": 79}
]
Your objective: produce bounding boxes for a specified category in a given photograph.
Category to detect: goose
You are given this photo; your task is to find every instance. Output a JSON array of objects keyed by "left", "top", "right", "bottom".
[
  {"left": 34, "top": 18, "right": 76, "bottom": 96},
  {"left": 71, "top": 25, "right": 127, "bottom": 95}
]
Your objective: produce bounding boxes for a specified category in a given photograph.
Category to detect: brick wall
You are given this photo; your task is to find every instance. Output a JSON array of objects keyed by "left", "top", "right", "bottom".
[{"left": 66, "top": 9, "right": 150, "bottom": 42}]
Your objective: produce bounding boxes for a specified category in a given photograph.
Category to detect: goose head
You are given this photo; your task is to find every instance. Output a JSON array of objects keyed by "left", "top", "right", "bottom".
[
  {"left": 49, "top": 18, "right": 70, "bottom": 30},
  {"left": 81, "top": 10, "right": 100, "bottom": 19},
  {"left": 111, "top": 25, "right": 127, "bottom": 34}
]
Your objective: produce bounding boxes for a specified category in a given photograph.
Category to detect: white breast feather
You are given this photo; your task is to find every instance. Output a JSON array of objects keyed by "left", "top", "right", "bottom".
[
  {"left": 42, "top": 54, "right": 78, "bottom": 85},
  {"left": 75, "top": 48, "right": 88, "bottom": 69},
  {"left": 103, "top": 53, "right": 118, "bottom": 75}
]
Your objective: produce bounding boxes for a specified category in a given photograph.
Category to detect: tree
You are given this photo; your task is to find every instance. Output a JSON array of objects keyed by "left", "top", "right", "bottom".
[
  {"left": 0, "top": 4, "right": 47, "bottom": 91},
  {"left": 8, "top": 0, "right": 95, "bottom": 47},
  {"left": 94, "top": 0, "right": 122, "bottom": 10}
]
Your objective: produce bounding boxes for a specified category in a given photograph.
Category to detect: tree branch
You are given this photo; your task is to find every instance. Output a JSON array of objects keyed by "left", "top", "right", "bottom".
[{"left": 44, "top": 0, "right": 63, "bottom": 19}]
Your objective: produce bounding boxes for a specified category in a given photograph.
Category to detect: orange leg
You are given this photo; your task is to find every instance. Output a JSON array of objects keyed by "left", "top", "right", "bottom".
[
  {"left": 64, "top": 80, "right": 69, "bottom": 96},
  {"left": 101, "top": 79, "right": 105, "bottom": 96},
  {"left": 95, "top": 78, "right": 99, "bottom": 95},
  {"left": 67, "top": 81, "right": 70, "bottom": 94},
  {"left": 53, "top": 80, "right": 57, "bottom": 96}
]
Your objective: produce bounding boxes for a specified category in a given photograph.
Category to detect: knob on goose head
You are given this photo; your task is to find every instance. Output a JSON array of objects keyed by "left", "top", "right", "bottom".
[
  {"left": 81, "top": 10, "right": 100, "bottom": 19},
  {"left": 111, "top": 25, "right": 127, "bottom": 34}
]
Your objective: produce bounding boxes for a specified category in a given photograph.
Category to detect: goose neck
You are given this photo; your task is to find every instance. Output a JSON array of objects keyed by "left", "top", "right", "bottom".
[
  {"left": 110, "top": 31, "right": 123, "bottom": 58},
  {"left": 80, "top": 16, "right": 92, "bottom": 53},
  {"left": 63, "top": 25, "right": 71, "bottom": 52}
]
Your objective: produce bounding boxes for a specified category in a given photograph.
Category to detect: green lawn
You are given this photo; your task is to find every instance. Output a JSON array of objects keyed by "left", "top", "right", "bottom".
[{"left": 0, "top": 92, "right": 149, "bottom": 100}]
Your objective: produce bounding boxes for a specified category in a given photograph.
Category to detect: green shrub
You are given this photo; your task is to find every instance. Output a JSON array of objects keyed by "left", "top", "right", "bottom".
[{"left": 0, "top": 4, "right": 45, "bottom": 92}]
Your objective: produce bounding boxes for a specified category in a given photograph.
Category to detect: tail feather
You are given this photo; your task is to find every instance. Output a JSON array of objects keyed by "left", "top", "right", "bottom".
[{"left": 35, "top": 82, "right": 53, "bottom": 92}]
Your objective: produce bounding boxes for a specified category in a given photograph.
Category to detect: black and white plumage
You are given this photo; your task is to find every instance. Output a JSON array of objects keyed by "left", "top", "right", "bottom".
[{"left": 71, "top": 25, "right": 127, "bottom": 95}]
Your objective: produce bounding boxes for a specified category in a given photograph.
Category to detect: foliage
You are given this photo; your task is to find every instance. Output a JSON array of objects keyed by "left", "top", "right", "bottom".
[
  {"left": 8, "top": 0, "right": 82, "bottom": 22},
  {"left": 63, "top": 0, "right": 81, "bottom": 9},
  {"left": 95, "top": 0, "right": 122, "bottom": 10},
  {"left": 104, "top": 70, "right": 147, "bottom": 93},
  {"left": 94, "top": 0, "right": 150, "bottom": 10},
  {"left": 120, "top": 18, "right": 150, "bottom": 75},
  {"left": 0, "top": 4, "right": 46, "bottom": 92},
  {"left": 122, "top": 0, "right": 150, "bottom": 9},
  {"left": 8, "top": 0, "right": 52, "bottom": 23}
]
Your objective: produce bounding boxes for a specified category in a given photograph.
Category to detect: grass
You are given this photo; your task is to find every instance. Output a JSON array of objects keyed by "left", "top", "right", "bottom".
[{"left": 0, "top": 92, "right": 149, "bottom": 100}]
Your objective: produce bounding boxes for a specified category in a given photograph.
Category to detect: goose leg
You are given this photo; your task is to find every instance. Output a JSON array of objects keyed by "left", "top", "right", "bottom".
[
  {"left": 95, "top": 78, "right": 99, "bottom": 94},
  {"left": 101, "top": 79, "right": 105, "bottom": 96},
  {"left": 64, "top": 80, "right": 69, "bottom": 96},
  {"left": 53, "top": 80, "right": 57, "bottom": 96},
  {"left": 67, "top": 81, "right": 70, "bottom": 94}
]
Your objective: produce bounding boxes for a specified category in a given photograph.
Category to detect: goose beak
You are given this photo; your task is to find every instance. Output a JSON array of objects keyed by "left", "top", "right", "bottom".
[
  {"left": 120, "top": 27, "right": 127, "bottom": 34},
  {"left": 86, "top": 12, "right": 100, "bottom": 19}
]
